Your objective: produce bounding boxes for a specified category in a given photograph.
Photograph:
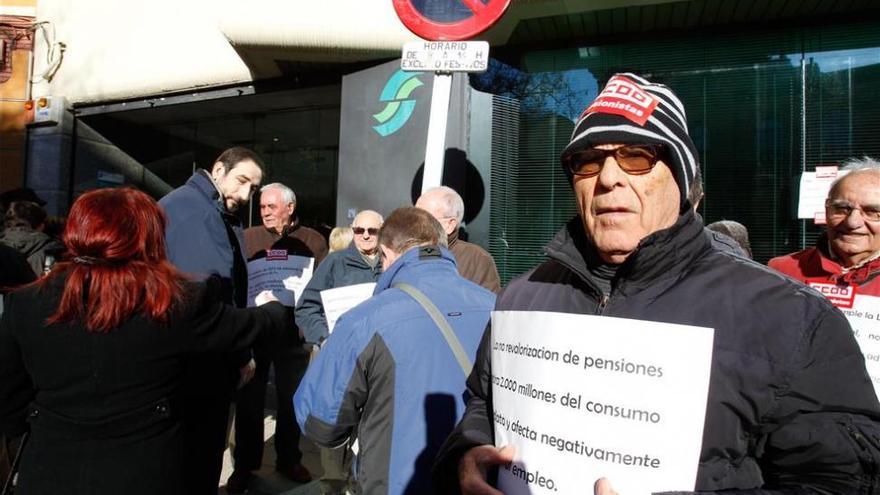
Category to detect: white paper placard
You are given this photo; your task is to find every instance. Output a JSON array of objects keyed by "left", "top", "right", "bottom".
[
  {"left": 797, "top": 168, "right": 850, "bottom": 220},
  {"left": 320, "top": 283, "right": 377, "bottom": 332},
  {"left": 246, "top": 253, "right": 314, "bottom": 307},
  {"left": 492, "top": 311, "right": 714, "bottom": 495},
  {"left": 838, "top": 295, "right": 880, "bottom": 399}
]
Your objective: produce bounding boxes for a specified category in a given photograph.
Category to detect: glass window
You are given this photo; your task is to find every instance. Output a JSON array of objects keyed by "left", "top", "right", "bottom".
[
  {"left": 474, "top": 20, "right": 880, "bottom": 282},
  {"left": 77, "top": 86, "right": 341, "bottom": 232}
]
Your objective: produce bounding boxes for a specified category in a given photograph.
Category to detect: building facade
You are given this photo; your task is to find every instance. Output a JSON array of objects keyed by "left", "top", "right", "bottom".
[
  {"left": 0, "top": 0, "right": 36, "bottom": 193},
  {"left": 6, "top": 0, "right": 880, "bottom": 281}
]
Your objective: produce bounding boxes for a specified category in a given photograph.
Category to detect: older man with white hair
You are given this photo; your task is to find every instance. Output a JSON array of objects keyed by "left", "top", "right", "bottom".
[
  {"left": 244, "top": 183, "right": 328, "bottom": 262},
  {"left": 227, "top": 183, "right": 329, "bottom": 491},
  {"left": 770, "top": 157, "right": 880, "bottom": 300},
  {"left": 416, "top": 186, "right": 500, "bottom": 292}
]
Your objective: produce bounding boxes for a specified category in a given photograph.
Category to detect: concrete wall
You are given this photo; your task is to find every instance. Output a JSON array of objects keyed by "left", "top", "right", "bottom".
[
  {"left": 30, "top": 0, "right": 254, "bottom": 105},
  {"left": 0, "top": 0, "right": 37, "bottom": 192}
]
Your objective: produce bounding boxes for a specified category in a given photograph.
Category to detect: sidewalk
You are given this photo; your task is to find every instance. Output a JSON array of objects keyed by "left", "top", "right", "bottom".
[{"left": 218, "top": 409, "right": 327, "bottom": 495}]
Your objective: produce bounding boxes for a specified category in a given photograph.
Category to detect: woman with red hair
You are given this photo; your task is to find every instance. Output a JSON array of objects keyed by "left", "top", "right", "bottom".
[{"left": 0, "top": 188, "right": 287, "bottom": 495}]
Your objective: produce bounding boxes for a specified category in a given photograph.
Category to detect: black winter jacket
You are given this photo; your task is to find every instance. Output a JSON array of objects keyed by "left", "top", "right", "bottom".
[
  {"left": 435, "top": 210, "right": 880, "bottom": 494},
  {"left": 0, "top": 275, "right": 288, "bottom": 495}
]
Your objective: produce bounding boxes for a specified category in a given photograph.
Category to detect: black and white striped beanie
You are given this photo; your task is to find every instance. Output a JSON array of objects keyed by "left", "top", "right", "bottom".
[{"left": 560, "top": 73, "right": 700, "bottom": 210}]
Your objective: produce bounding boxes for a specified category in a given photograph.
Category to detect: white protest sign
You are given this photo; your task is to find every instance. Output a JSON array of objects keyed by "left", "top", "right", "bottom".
[
  {"left": 320, "top": 282, "right": 377, "bottom": 332},
  {"left": 831, "top": 294, "right": 880, "bottom": 399},
  {"left": 797, "top": 167, "right": 849, "bottom": 221},
  {"left": 246, "top": 251, "right": 314, "bottom": 307},
  {"left": 492, "top": 311, "right": 714, "bottom": 495}
]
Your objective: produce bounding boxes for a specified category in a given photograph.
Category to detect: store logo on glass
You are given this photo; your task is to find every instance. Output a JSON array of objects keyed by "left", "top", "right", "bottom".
[
  {"left": 585, "top": 75, "right": 658, "bottom": 126},
  {"left": 373, "top": 70, "right": 424, "bottom": 137}
]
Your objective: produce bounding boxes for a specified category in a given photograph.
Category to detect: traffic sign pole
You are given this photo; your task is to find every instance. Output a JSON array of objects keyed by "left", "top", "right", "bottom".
[
  {"left": 422, "top": 72, "right": 453, "bottom": 193},
  {"left": 393, "top": 0, "right": 510, "bottom": 194}
]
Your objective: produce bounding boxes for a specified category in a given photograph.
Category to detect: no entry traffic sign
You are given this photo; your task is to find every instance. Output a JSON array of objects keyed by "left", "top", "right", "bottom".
[{"left": 393, "top": 0, "right": 511, "bottom": 41}]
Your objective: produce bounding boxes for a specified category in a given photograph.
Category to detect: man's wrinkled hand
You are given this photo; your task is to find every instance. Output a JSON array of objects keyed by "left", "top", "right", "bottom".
[
  {"left": 459, "top": 444, "right": 515, "bottom": 495},
  {"left": 238, "top": 358, "right": 256, "bottom": 389}
]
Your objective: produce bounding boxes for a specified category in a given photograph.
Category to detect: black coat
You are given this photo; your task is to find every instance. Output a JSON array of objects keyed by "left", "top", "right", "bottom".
[
  {"left": 0, "top": 275, "right": 288, "bottom": 495},
  {"left": 435, "top": 210, "right": 880, "bottom": 494},
  {"left": 0, "top": 243, "right": 35, "bottom": 294}
]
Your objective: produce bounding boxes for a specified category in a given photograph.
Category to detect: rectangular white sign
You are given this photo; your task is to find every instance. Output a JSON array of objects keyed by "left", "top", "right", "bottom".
[
  {"left": 320, "top": 282, "right": 377, "bottom": 332},
  {"left": 797, "top": 168, "right": 849, "bottom": 221},
  {"left": 401, "top": 41, "right": 489, "bottom": 72},
  {"left": 492, "top": 311, "right": 714, "bottom": 495},
  {"left": 836, "top": 294, "right": 880, "bottom": 399},
  {"left": 246, "top": 254, "right": 314, "bottom": 307}
]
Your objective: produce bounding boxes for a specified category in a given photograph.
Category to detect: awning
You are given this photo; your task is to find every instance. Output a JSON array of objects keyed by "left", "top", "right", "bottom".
[{"left": 216, "top": 0, "right": 643, "bottom": 78}]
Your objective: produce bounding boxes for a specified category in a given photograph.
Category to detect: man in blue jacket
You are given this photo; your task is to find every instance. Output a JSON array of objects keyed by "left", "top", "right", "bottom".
[
  {"left": 161, "top": 147, "right": 263, "bottom": 307},
  {"left": 294, "top": 209, "right": 383, "bottom": 488},
  {"left": 159, "top": 146, "right": 264, "bottom": 494},
  {"left": 295, "top": 207, "right": 496, "bottom": 495}
]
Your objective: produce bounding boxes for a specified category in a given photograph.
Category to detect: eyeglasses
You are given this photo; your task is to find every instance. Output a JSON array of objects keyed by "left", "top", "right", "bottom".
[
  {"left": 353, "top": 227, "right": 379, "bottom": 236},
  {"left": 825, "top": 199, "right": 880, "bottom": 222},
  {"left": 562, "top": 144, "right": 667, "bottom": 178}
]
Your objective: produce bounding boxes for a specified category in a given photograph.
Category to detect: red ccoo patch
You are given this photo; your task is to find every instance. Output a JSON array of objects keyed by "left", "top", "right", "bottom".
[
  {"left": 583, "top": 75, "right": 659, "bottom": 126},
  {"left": 266, "top": 249, "right": 289, "bottom": 261},
  {"left": 809, "top": 282, "right": 857, "bottom": 309}
]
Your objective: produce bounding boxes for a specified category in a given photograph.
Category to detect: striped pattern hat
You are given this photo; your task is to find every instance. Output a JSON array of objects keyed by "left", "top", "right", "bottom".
[{"left": 560, "top": 73, "right": 700, "bottom": 210}]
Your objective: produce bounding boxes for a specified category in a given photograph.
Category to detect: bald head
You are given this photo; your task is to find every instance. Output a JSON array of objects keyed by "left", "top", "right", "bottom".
[
  {"left": 415, "top": 186, "right": 464, "bottom": 236},
  {"left": 351, "top": 210, "right": 384, "bottom": 256}
]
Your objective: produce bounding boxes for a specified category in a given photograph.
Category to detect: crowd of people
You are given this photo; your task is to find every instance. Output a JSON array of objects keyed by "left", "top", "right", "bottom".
[{"left": 0, "top": 72, "right": 879, "bottom": 495}]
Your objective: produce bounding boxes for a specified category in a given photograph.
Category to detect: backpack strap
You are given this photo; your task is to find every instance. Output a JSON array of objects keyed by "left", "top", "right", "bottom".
[{"left": 393, "top": 283, "right": 472, "bottom": 377}]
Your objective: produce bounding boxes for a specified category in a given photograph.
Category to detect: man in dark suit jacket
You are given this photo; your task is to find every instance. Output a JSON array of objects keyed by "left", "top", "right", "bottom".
[{"left": 159, "top": 146, "right": 264, "bottom": 495}]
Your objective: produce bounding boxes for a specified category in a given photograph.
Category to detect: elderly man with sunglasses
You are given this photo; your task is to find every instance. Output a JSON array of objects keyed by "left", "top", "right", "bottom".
[
  {"left": 434, "top": 74, "right": 880, "bottom": 494},
  {"left": 770, "top": 158, "right": 880, "bottom": 303},
  {"left": 296, "top": 209, "right": 384, "bottom": 347}
]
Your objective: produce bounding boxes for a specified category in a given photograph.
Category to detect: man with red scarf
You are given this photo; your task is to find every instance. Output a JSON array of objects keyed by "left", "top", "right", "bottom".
[{"left": 770, "top": 158, "right": 880, "bottom": 301}]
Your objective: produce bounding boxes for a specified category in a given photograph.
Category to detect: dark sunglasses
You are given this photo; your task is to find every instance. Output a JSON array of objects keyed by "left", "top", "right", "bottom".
[
  {"left": 353, "top": 227, "right": 379, "bottom": 236},
  {"left": 563, "top": 144, "right": 668, "bottom": 178}
]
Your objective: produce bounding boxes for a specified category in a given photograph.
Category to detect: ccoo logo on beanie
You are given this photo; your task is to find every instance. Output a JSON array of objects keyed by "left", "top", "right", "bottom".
[
  {"left": 583, "top": 75, "right": 659, "bottom": 126},
  {"left": 561, "top": 73, "right": 701, "bottom": 210}
]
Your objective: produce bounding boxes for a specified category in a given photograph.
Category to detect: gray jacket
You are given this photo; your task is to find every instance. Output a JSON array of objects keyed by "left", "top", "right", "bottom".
[
  {"left": 0, "top": 227, "right": 63, "bottom": 276},
  {"left": 295, "top": 244, "right": 381, "bottom": 344}
]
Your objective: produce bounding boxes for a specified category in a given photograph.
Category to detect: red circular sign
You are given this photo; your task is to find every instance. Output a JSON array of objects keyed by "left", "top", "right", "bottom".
[{"left": 393, "top": 0, "right": 511, "bottom": 41}]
